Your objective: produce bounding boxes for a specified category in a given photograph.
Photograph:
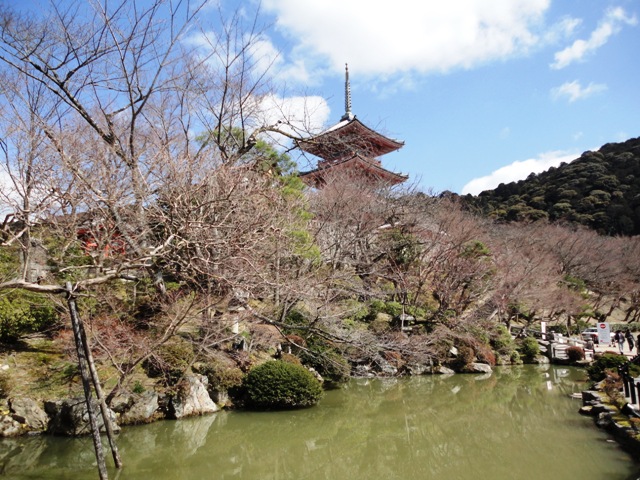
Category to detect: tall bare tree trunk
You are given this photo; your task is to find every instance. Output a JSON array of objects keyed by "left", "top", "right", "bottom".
[
  {"left": 66, "top": 283, "right": 109, "bottom": 480},
  {"left": 77, "top": 311, "right": 123, "bottom": 468}
]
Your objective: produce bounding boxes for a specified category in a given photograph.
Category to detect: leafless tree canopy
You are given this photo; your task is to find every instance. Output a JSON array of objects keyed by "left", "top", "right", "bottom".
[{"left": 0, "top": 0, "right": 638, "bottom": 400}]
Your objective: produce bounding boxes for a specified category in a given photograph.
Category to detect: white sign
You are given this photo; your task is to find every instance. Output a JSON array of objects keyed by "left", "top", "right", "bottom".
[{"left": 597, "top": 322, "right": 611, "bottom": 345}]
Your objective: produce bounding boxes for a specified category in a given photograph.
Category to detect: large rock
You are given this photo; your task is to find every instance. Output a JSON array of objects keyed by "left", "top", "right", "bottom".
[
  {"left": 9, "top": 397, "right": 48, "bottom": 432},
  {"left": 462, "top": 363, "right": 493, "bottom": 374},
  {"left": 432, "top": 365, "right": 455, "bottom": 375},
  {"left": 44, "top": 398, "right": 120, "bottom": 436},
  {"left": 117, "top": 392, "right": 161, "bottom": 425},
  {"left": 403, "top": 361, "right": 432, "bottom": 375},
  {"left": 352, "top": 365, "right": 375, "bottom": 377},
  {"left": 0, "top": 415, "right": 24, "bottom": 437},
  {"left": 169, "top": 375, "right": 218, "bottom": 419},
  {"left": 373, "top": 355, "right": 398, "bottom": 376}
]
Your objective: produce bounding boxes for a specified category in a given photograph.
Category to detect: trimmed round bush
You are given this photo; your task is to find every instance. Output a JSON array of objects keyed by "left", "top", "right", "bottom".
[
  {"left": 244, "top": 360, "right": 323, "bottom": 409},
  {"left": 518, "top": 337, "right": 540, "bottom": 362},
  {"left": 566, "top": 346, "right": 585, "bottom": 362}
]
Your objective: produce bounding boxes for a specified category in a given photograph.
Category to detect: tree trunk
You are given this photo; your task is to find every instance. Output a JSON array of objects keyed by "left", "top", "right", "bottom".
[
  {"left": 77, "top": 312, "right": 123, "bottom": 468},
  {"left": 66, "top": 283, "right": 109, "bottom": 480}
]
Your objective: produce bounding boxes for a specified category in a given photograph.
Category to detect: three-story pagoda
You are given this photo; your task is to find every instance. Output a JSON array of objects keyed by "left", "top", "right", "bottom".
[{"left": 297, "top": 65, "right": 408, "bottom": 187}]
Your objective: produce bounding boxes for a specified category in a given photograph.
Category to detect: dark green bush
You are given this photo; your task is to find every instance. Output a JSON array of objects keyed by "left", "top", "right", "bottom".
[
  {"left": 490, "top": 325, "right": 515, "bottom": 354},
  {"left": 0, "top": 292, "right": 59, "bottom": 343},
  {"left": 132, "top": 381, "right": 145, "bottom": 394},
  {"left": 547, "top": 324, "right": 568, "bottom": 335},
  {"left": 518, "top": 337, "right": 540, "bottom": 362},
  {"left": 587, "top": 353, "right": 631, "bottom": 381},
  {"left": 244, "top": 360, "right": 323, "bottom": 409}
]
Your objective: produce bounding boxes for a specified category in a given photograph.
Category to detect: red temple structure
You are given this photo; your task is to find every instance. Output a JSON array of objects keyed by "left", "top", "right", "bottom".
[{"left": 297, "top": 65, "right": 408, "bottom": 188}]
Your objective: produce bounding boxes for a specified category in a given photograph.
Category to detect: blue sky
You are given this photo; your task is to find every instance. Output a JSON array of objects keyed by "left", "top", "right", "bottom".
[
  {"left": 235, "top": 0, "right": 639, "bottom": 194},
  {"left": 3, "top": 0, "right": 638, "bottom": 197}
]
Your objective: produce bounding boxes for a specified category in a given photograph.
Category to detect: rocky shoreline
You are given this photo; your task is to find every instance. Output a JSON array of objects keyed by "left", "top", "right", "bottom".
[
  {"left": 0, "top": 373, "right": 218, "bottom": 438},
  {"left": 0, "top": 358, "right": 504, "bottom": 439},
  {"left": 580, "top": 382, "right": 640, "bottom": 458}
]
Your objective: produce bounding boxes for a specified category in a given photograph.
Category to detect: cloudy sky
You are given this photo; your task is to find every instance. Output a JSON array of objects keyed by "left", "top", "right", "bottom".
[{"left": 234, "top": 0, "right": 639, "bottom": 194}]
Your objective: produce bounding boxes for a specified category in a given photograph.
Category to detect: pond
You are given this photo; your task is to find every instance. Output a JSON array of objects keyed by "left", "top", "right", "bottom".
[{"left": 1, "top": 365, "right": 638, "bottom": 479}]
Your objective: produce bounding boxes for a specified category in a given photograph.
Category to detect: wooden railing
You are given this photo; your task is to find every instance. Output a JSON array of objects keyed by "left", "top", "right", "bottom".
[{"left": 618, "top": 355, "right": 640, "bottom": 411}]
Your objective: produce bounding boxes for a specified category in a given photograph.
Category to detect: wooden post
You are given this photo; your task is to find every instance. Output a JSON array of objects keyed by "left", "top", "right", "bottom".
[{"left": 66, "top": 282, "right": 108, "bottom": 480}]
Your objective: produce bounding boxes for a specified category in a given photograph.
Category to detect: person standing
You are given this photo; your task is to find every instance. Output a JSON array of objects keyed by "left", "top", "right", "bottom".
[
  {"left": 616, "top": 330, "right": 625, "bottom": 354},
  {"left": 585, "top": 338, "right": 595, "bottom": 359},
  {"left": 626, "top": 330, "right": 635, "bottom": 354}
]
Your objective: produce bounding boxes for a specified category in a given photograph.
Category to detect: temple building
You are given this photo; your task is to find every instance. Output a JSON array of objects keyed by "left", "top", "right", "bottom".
[{"left": 297, "top": 65, "right": 408, "bottom": 188}]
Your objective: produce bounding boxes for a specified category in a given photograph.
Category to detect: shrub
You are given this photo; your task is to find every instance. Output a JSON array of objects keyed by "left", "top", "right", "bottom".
[
  {"left": 194, "top": 361, "right": 245, "bottom": 405},
  {"left": 369, "top": 315, "right": 392, "bottom": 333},
  {"left": 0, "top": 292, "right": 59, "bottom": 343},
  {"left": 280, "top": 352, "right": 302, "bottom": 365},
  {"left": 142, "top": 340, "right": 195, "bottom": 384},
  {"left": 243, "top": 360, "right": 323, "bottom": 409},
  {"left": 602, "top": 371, "right": 625, "bottom": 409},
  {"left": 587, "top": 353, "right": 629, "bottom": 382},
  {"left": 490, "top": 325, "right": 514, "bottom": 353},
  {"left": 547, "top": 324, "right": 568, "bottom": 335},
  {"left": 518, "top": 337, "right": 540, "bottom": 362},
  {"left": 132, "top": 381, "right": 145, "bottom": 394},
  {"left": 301, "top": 349, "right": 351, "bottom": 386},
  {"left": 366, "top": 300, "right": 403, "bottom": 320},
  {"left": 475, "top": 344, "right": 496, "bottom": 366},
  {"left": 509, "top": 350, "right": 521, "bottom": 364},
  {"left": 566, "top": 346, "right": 585, "bottom": 362}
]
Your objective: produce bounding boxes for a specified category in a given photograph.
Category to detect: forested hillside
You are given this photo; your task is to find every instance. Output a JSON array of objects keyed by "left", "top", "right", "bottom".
[{"left": 464, "top": 137, "right": 640, "bottom": 235}]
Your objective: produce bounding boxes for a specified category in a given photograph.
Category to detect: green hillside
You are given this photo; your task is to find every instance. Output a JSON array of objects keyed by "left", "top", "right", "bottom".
[{"left": 464, "top": 137, "right": 640, "bottom": 235}]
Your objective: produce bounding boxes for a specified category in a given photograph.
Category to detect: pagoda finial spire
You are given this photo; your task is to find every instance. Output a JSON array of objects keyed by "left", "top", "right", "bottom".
[{"left": 341, "top": 63, "right": 354, "bottom": 121}]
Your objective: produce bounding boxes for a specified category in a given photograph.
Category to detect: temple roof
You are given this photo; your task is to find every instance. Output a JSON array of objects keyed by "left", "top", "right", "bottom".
[
  {"left": 296, "top": 117, "right": 404, "bottom": 160},
  {"left": 299, "top": 153, "right": 408, "bottom": 188}
]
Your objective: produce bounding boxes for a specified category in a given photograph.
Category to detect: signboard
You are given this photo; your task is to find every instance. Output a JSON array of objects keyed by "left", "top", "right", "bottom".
[{"left": 597, "top": 322, "right": 611, "bottom": 345}]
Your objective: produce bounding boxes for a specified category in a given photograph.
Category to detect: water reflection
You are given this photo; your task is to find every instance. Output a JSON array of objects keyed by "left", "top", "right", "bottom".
[{"left": 1, "top": 366, "right": 638, "bottom": 480}]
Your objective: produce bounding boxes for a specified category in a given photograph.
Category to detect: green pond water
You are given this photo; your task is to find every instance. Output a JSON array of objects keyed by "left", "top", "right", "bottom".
[{"left": 1, "top": 365, "right": 638, "bottom": 480}]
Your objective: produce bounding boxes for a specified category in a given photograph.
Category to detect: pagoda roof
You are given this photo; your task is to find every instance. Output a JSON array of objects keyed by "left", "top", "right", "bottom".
[
  {"left": 299, "top": 153, "right": 408, "bottom": 188},
  {"left": 296, "top": 116, "right": 404, "bottom": 160}
]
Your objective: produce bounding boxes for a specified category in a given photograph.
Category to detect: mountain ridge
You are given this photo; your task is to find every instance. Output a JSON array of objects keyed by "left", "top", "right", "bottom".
[{"left": 463, "top": 136, "right": 640, "bottom": 235}]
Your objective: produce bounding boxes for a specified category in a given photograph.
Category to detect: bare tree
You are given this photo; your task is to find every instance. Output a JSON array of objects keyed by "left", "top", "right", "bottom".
[{"left": 0, "top": 1, "right": 314, "bottom": 476}]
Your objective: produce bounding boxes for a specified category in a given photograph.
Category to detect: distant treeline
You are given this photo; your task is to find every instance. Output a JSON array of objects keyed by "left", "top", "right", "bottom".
[{"left": 462, "top": 137, "right": 640, "bottom": 236}]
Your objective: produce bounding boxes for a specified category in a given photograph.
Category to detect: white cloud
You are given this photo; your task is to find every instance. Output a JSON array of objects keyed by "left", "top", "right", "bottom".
[
  {"left": 262, "top": 0, "right": 551, "bottom": 78},
  {"left": 461, "top": 150, "right": 578, "bottom": 195},
  {"left": 551, "top": 80, "right": 607, "bottom": 102},
  {"left": 551, "top": 7, "right": 637, "bottom": 69},
  {"left": 248, "top": 36, "right": 316, "bottom": 84},
  {"left": 542, "top": 16, "right": 582, "bottom": 43},
  {"left": 252, "top": 93, "right": 330, "bottom": 146}
]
